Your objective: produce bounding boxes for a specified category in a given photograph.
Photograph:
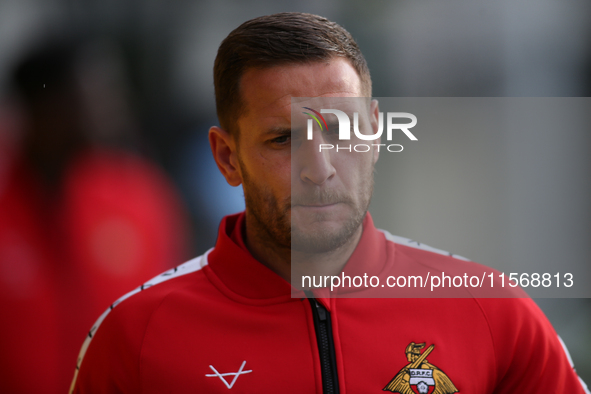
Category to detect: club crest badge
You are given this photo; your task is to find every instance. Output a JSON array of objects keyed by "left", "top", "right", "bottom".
[{"left": 383, "top": 342, "right": 458, "bottom": 394}]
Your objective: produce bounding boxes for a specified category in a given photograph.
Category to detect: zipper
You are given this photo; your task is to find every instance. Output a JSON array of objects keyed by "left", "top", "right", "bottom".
[{"left": 308, "top": 297, "right": 340, "bottom": 394}]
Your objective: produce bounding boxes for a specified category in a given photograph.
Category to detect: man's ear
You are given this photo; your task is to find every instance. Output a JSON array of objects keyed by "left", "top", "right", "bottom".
[
  {"left": 370, "top": 99, "right": 381, "bottom": 165},
  {"left": 208, "top": 126, "right": 243, "bottom": 186}
]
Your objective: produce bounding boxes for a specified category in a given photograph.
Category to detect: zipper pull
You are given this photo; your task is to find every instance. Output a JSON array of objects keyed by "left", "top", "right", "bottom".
[{"left": 315, "top": 300, "right": 327, "bottom": 321}]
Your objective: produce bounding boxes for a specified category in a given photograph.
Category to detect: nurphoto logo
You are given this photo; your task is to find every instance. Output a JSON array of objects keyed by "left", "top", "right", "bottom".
[{"left": 302, "top": 107, "right": 417, "bottom": 153}]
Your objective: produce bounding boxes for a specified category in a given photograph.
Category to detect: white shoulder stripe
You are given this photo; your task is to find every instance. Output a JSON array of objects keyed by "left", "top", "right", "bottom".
[
  {"left": 69, "top": 250, "right": 211, "bottom": 393},
  {"left": 581, "top": 377, "right": 591, "bottom": 394},
  {"left": 379, "top": 229, "right": 471, "bottom": 262},
  {"left": 558, "top": 335, "right": 591, "bottom": 394}
]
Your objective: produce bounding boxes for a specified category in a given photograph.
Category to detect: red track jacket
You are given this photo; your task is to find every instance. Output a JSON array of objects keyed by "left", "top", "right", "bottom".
[{"left": 70, "top": 212, "right": 588, "bottom": 393}]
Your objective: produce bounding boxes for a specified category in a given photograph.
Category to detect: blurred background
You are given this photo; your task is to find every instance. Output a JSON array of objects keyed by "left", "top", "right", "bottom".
[{"left": 0, "top": 0, "right": 589, "bottom": 392}]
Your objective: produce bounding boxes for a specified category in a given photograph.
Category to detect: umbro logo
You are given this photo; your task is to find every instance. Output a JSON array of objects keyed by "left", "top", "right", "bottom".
[{"left": 205, "top": 360, "right": 252, "bottom": 389}]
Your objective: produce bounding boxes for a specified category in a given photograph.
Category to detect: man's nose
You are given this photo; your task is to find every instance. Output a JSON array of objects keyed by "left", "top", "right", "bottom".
[{"left": 297, "top": 135, "right": 336, "bottom": 186}]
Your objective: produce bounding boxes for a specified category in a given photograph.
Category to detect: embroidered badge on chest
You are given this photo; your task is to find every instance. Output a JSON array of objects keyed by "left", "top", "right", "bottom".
[
  {"left": 383, "top": 342, "right": 458, "bottom": 394},
  {"left": 205, "top": 360, "right": 252, "bottom": 389}
]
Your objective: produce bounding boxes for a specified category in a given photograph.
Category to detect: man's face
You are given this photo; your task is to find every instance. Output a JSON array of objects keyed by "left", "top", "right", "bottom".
[{"left": 234, "top": 58, "right": 379, "bottom": 253}]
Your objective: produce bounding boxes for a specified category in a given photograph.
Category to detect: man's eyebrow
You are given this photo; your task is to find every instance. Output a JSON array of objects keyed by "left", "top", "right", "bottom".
[{"left": 263, "top": 126, "right": 291, "bottom": 135}]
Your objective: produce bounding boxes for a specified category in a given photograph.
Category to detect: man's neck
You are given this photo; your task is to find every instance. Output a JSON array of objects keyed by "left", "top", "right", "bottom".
[{"left": 242, "top": 213, "right": 364, "bottom": 283}]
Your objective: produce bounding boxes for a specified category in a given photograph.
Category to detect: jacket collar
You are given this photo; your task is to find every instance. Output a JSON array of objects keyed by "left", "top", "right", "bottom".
[{"left": 206, "top": 212, "right": 388, "bottom": 302}]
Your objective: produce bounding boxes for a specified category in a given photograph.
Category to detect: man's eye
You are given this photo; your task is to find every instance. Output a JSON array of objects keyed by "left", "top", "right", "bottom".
[
  {"left": 324, "top": 125, "right": 340, "bottom": 139},
  {"left": 271, "top": 135, "right": 290, "bottom": 144},
  {"left": 326, "top": 125, "right": 340, "bottom": 135}
]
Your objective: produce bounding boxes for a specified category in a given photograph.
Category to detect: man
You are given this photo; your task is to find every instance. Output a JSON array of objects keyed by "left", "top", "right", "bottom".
[{"left": 70, "top": 12, "right": 588, "bottom": 393}]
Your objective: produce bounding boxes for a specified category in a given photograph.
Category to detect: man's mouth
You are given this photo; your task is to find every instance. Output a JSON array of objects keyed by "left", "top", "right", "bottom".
[
  {"left": 298, "top": 203, "right": 338, "bottom": 207},
  {"left": 291, "top": 190, "right": 350, "bottom": 210},
  {"left": 291, "top": 202, "right": 344, "bottom": 214},
  {"left": 291, "top": 195, "right": 346, "bottom": 207},
  {"left": 292, "top": 201, "right": 341, "bottom": 208}
]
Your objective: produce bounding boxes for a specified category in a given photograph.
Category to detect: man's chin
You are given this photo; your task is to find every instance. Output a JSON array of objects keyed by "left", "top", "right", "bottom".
[{"left": 290, "top": 219, "right": 361, "bottom": 254}]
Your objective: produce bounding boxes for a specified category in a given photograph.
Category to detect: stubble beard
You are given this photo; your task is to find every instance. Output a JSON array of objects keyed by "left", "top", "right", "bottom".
[
  {"left": 241, "top": 163, "right": 291, "bottom": 251},
  {"left": 290, "top": 183, "right": 373, "bottom": 253},
  {"left": 240, "top": 160, "right": 374, "bottom": 255}
]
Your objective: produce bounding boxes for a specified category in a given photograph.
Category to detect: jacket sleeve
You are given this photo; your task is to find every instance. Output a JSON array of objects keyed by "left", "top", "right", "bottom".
[
  {"left": 476, "top": 297, "right": 589, "bottom": 393},
  {"left": 69, "top": 293, "right": 155, "bottom": 394}
]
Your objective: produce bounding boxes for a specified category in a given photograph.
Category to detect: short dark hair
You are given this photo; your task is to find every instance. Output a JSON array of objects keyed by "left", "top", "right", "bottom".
[{"left": 213, "top": 12, "right": 371, "bottom": 135}]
